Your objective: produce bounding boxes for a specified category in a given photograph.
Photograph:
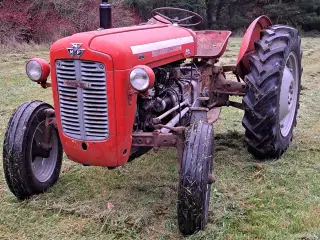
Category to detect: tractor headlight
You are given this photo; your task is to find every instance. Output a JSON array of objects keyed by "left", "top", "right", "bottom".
[
  {"left": 26, "top": 58, "right": 50, "bottom": 83},
  {"left": 130, "top": 65, "right": 155, "bottom": 91}
]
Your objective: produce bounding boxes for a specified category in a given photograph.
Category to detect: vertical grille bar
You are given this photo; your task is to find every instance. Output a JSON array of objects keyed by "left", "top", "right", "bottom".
[{"left": 56, "top": 60, "right": 109, "bottom": 141}]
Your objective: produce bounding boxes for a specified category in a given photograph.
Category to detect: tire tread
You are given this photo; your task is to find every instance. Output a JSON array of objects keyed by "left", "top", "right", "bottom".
[{"left": 242, "top": 25, "right": 302, "bottom": 158}]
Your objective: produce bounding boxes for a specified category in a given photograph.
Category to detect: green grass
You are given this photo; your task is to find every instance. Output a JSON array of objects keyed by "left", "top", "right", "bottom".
[{"left": 0, "top": 38, "right": 319, "bottom": 240}]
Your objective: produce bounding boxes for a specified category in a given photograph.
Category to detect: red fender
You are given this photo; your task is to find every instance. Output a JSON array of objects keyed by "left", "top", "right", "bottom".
[{"left": 236, "top": 16, "right": 272, "bottom": 79}]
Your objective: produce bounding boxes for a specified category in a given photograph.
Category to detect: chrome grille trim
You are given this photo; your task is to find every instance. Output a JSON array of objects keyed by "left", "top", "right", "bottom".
[{"left": 56, "top": 60, "right": 109, "bottom": 141}]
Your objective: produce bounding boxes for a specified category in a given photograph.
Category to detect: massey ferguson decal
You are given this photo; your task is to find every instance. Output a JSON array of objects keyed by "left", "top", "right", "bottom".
[
  {"left": 152, "top": 45, "right": 182, "bottom": 57},
  {"left": 130, "top": 36, "right": 194, "bottom": 56},
  {"left": 67, "top": 43, "right": 85, "bottom": 58}
]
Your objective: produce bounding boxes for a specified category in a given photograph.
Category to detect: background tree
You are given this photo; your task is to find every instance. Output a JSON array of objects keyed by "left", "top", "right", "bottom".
[
  {"left": 126, "top": 0, "right": 320, "bottom": 31},
  {"left": 0, "top": 0, "right": 318, "bottom": 43}
]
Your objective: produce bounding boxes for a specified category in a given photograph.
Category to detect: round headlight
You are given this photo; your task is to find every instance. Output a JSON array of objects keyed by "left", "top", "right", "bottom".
[
  {"left": 26, "top": 58, "right": 50, "bottom": 83},
  {"left": 130, "top": 68, "right": 150, "bottom": 91},
  {"left": 26, "top": 60, "right": 42, "bottom": 82},
  {"left": 129, "top": 65, "right": 155, "bottom": 92}
]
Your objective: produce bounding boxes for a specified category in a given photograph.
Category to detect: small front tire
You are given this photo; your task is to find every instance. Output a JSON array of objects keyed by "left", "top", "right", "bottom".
[
  {"left": 3, "top": 101, "right": 63, "bottom": 200},
  {"left": 177, "top": 121, "right": 214, "bottom": 235}
]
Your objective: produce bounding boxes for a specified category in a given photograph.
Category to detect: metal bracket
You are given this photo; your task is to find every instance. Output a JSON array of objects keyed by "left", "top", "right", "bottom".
[
  {"left": 132, "top": 127, "right": 186, "bottom": 167},
  {"left": 127, "top": 88, "right": 137, "bottom": 106},
  {"left": 190, "top": 107, "right": 209, "bottom": 124},
  {"left": 198, "top": 64, "right": 246, "bottom": 109},
  {"left": 41, "top": 109, "right": 57, "bottom": 151},
  {"left": 40, "top": 82, "right": 52, "bottom": 89}
]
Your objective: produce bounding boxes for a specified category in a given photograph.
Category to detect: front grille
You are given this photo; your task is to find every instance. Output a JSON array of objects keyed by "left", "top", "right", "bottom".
[{"left": 56, "top": 60, "right": 109, "bottom": 141}]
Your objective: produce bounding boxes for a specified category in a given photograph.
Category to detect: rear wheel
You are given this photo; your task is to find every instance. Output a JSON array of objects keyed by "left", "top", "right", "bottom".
[
  {"left": 242, "top": 25, "right": 302, "bottom": 158},
  {"left": 3, "top": 101, "right": 63, "bottom": 200},
  {"left": 178, "top": 121, "right": 214, "bottom": 235}
]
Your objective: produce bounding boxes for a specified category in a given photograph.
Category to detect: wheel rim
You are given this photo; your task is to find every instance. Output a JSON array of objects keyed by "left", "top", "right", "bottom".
[
  {"left": 279, "top": 52, "right": 299, "bottom": 137},
  {"left": 30, "top": 121, "right": 58, "bottom": 183}
]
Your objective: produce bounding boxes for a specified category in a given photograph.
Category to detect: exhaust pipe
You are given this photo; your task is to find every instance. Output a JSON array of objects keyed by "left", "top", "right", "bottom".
[{"left": 100, "top": 0, "right": 112, "bottom": 29}]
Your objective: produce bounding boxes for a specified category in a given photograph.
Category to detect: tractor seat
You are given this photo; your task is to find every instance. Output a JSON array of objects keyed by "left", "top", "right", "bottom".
[{"left": 195, "top": 30, "right": 232, "bottom": 58}]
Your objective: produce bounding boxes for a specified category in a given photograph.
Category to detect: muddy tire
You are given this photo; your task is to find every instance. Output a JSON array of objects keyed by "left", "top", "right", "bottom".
[
  {"left": 3, "top": 101, "right": 63, "bottom": 200},
  {"left": 242, "top": 25, "right": 302, "bottom": 158},
  {"left": 177, "top": 121, "right": 214, "bottom": 235}
]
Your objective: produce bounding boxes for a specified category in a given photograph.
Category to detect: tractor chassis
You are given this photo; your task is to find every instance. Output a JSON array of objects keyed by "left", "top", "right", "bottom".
[
  {"left": 132, "top": 126, "right": 185, "bottom": 166},
  {"left": 39, "top": 63, "right": 245, "bottom": 169},
  {"left": 132, "top": 63, "right": 245, "bottom": 177},
  {"left": 199, "top": 64, "right": 246, "bottom": 109}
]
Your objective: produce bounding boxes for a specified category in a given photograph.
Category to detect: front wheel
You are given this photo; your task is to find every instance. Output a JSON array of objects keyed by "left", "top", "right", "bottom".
[
  {"left": 242, "top": 25, "right": 302, "bottom": 158},
  {"left": 3, "top": 101, "right": 63, "bottom": 200},
  {"left": 177, "top": 121, "right": 214, "bottom": 235}
]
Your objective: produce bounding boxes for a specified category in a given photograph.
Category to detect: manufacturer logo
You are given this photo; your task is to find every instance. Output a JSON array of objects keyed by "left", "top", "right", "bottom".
[
  {"left": 64, "top": 80, "right": 91, "bottom": 89},
  {"left": 152, "top": 45, "right": 182, "bottom": 57},
  {"left": 67, "top": 43, "right": 85, "bottom": 58}
]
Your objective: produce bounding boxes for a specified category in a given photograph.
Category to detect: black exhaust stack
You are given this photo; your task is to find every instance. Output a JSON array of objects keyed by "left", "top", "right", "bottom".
[{"left": 100, "top": 0, "right": 112, "bottom": 29}]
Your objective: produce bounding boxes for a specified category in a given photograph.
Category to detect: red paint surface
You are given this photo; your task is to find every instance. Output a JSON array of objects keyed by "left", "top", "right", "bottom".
[
  {"left": 50, "top": 47, "right": 119, "bottom": 166},
  {"left": 89, "top": 25, "right": 197, "bottom": 69},
  {"left": 236, "top": 16, "right": 272, "bottom": 79},
  {"left": 50, "top": 24, "right": 197, "bottom": 167}
]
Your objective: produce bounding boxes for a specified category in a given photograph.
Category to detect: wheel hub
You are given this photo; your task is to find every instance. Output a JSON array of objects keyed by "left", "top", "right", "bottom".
[
  {"left": 30, "top": 122, "right": 59, "bottom": 183},
  {"left": 279, "top": 52, "right": 299, "bottom": 137}
]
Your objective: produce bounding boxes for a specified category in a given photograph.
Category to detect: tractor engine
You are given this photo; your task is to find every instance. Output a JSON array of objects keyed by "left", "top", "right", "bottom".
[{"left": 134, "top": 65, "right": 199, "bottom": 132}]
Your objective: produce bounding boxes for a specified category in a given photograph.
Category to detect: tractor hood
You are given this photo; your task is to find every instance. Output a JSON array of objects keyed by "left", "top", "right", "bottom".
[{"left": 50, "top": 24, "right": 197, "bottom": 70}]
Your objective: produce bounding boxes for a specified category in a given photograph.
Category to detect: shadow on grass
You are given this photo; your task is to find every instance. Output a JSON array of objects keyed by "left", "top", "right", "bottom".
[{"left": 215, "top": 130, "right": 245, "bottom": 152}]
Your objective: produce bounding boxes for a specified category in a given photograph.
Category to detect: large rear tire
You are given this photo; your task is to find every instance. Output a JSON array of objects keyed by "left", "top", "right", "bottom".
[
  {"left": 3, "top": 101, "right": 63, "bottom": 200},
  {"left": 242, "top": 25, "right": 302, "bottom": 158},
  {"left": 178, "top": 121, "right": 214, "bottom": 235}
]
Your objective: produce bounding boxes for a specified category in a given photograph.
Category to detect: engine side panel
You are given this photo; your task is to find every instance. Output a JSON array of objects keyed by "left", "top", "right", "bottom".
[{"left": 113, "top": 69, "right": 138, "bottom": 166}]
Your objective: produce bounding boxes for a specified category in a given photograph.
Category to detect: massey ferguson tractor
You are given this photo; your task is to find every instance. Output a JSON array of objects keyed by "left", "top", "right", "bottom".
[{"left": 3, "top": 1, "right": 302, "bottom": 235}]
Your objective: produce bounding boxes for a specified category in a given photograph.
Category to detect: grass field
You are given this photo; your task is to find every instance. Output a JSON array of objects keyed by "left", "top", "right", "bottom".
[{"left": 0, "top": 38, "right": 319, "bottom": 240}]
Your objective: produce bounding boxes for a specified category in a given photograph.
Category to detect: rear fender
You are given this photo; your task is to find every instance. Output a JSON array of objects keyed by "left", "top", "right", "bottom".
[
  {"left": 195, "top": 30, "right": 232, "bottom": 58},
  {"left": 236, "top": 16, "right": 272, "bottom": 79}
]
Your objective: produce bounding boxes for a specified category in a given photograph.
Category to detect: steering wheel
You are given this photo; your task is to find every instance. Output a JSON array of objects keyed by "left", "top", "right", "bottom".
[{"left": 151, "top": 7, "right": 203, "bottom": 27}]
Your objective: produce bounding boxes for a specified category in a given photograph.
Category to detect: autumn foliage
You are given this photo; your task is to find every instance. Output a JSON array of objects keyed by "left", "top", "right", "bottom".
[{"left": 0, "top": 0, "right": 140, "bottom": 44}]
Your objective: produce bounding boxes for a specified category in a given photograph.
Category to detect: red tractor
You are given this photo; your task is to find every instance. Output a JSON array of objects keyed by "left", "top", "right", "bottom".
[{"left": 3, "top": 1, "right": 302, "bottom": 235}]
